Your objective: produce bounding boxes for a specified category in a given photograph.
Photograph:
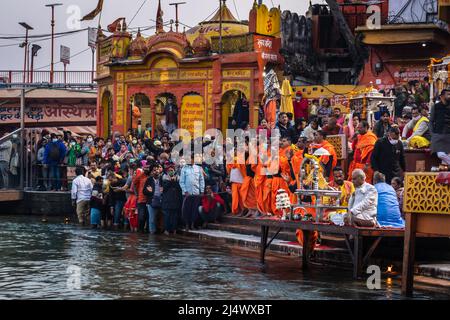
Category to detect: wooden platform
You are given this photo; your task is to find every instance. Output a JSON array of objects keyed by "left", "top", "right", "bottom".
[
  {"left": 0, "top": 190, "right": 23, "bottom": 202},
  {"left": 252, "top": 218, "right": 436, "bottom": 280}
]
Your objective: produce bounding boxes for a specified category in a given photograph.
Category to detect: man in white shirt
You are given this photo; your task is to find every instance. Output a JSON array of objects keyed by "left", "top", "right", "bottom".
[
  {"left": 301, "top": 117, "right": 321, "bottom": 142},
  {"left": 71, "top": 166, "right": 93, "bottom": 225},
  {"left": 347, "top": 169, "right": 378, "bottom": 227}
]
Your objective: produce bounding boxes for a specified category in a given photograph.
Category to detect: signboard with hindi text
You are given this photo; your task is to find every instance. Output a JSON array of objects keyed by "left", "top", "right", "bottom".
[
  {"left": 180, "top": 95, "right": 205, "bottom": 137},
  {"left": 0, "top": 103, "right": 96, "bottom": 124}
]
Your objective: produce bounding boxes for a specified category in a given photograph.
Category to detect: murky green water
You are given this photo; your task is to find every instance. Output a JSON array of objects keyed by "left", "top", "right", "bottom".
[{"left": 0, "top": 215, "right": 447, "bottom": 300}]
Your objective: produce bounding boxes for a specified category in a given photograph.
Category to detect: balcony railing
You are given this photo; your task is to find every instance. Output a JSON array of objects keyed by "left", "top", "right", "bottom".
[{"left": 0, "top": 70, "right": 95, "bottom": 85}]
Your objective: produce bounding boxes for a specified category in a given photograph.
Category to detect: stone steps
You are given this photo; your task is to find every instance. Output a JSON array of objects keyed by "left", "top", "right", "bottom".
[
  {"left": 216, "top": 215, "right": 348, "bottom": 248},
  {"left": 182, "top": 228, "right": 353, "bottom": 269},
  {"left": 193, "top": 215, "right": 450, "bottom": 283}
]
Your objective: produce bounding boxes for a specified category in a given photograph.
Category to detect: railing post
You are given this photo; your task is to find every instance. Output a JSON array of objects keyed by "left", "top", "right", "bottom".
[{"left": 19, "top": 89, "right": 25, "bottom": 190}]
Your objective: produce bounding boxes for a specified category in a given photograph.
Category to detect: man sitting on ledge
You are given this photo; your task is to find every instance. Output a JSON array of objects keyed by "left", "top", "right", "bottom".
[
  {"left": 347, "top": 169, "right": 378, "bottom": 227},
  {"left": 373, "top": 171, "right": 405, "bottom": 228}
]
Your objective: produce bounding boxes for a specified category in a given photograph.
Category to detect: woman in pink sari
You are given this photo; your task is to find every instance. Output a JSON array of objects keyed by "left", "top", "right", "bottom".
[{"left": 342, "top": 113, "right": 360, "bottom": 152}]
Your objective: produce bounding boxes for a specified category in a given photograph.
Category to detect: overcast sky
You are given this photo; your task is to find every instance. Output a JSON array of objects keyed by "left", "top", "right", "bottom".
[{"left": 0, "top": 0, "right": 320, "bottom": 71}]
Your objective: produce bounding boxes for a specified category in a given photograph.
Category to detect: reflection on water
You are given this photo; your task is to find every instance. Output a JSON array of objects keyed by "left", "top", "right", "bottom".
[{"left": 0, "top": 215, "right": 447, "bottom": 300}]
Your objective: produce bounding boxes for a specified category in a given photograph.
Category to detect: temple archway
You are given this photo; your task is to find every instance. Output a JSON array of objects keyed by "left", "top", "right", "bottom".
[
  {"left": 220, "top": 90, "right": 247, "bottom": 133},
  {"left": 129, "top": 93, "right": 151, "bottom": 134},
  {"left": 101, "top": 91, "right": 113, "bottom": 139},
  {"left": 155, "top": 92, "right": 178, "bottom": 134}
]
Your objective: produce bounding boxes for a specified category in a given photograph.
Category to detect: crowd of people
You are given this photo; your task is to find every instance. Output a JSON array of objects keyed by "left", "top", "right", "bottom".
[{"left": 1, "top": 80, "right": 448, "bottom": 243}]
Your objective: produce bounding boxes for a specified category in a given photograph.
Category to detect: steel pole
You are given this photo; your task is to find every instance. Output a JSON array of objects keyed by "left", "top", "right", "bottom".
[
  {"left": 219, "top": 0, "right": 223, "bottom": 54},
  {"left": 26, "top": 43, "right": 31, "bottom": 83},
  {"left": 20, "top": 89, "right": 25, "bottom": 190},
  {"left": 91, "top": 48, "right": 95, "bottom": 83},
  {"left": 22, "top": 29, "right": 29, "bottom": 83},
  {"left": 30, "top": 51, "right": 34, "bottom": 83},
  {"left": 50, "top": 6, "right": 55, "bottom": 83}
]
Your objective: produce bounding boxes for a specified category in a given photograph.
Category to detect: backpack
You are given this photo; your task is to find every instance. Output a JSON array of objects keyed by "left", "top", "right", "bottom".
[{"left": 49, "top": 143, "right": 60, "bottom": 161}]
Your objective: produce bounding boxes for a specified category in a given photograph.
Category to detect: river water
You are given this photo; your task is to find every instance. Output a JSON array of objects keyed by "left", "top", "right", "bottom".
[{"left": 0, "top": 215, "right": 447, "bottom": 300}]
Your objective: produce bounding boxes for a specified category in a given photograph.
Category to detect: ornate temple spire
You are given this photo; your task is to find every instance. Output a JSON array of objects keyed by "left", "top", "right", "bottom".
[{"left": 156, "top": 0, "right": 164, "bottom": 34}]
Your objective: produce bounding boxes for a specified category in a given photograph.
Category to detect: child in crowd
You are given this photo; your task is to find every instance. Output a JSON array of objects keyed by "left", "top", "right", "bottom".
[{"left": 90, "top": 176, "right": 104, "bottom": 229}]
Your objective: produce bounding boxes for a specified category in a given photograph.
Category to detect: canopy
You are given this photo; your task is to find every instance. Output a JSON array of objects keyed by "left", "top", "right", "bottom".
[{"left": 46, "top": 126, "right": 97, "bottom": 137}]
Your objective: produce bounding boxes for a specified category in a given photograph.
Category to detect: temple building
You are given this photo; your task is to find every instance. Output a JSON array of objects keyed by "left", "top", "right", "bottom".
[{"left": 95, "top": 0, "right": 283, "bottom": 138}]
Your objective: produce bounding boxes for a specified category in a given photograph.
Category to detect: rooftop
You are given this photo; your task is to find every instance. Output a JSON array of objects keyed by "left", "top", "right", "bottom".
[{"left": 0, "top": 88, "right": 97, "bottom": 100}]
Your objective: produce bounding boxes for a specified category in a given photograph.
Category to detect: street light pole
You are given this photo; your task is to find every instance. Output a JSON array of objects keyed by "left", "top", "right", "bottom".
[
  {"left": 19, "top": 23, "right": 33, "bottom": 84},
  {"left": 46, "top": 3, "right": 63, "bottom": 84},
  {"left": 219, "top": 0, "right": 225, "bottom": 54},
  {"left": 19, "top": 88, "right": 25, "bottom": 190},
  {"left": 30, "top": 45, "right": 42, "bottom": 83},
  {"left": 169, "top": 2, "right": 187, "bottom": 33}
]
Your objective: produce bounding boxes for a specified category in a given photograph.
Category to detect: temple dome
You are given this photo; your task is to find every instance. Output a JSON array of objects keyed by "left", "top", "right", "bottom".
[
  {"left": 186, "top": 1, "right": 249, "bottom": 43},
  {"left": 128, "top": 29, "right": 147, "bottom": 59},
  {"left": 192, "top": 29, "right": 211, "bottom": 57}
]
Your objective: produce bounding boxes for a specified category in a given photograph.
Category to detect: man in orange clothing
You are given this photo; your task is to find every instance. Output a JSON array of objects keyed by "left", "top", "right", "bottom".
[
  {"left": 132, "top": 105, "right": 141, "bottom": 130},
  {"left": 288, "top": 138, "right": 306, "bottom": 204},
  {"left": 226, "top": 158, "right": 246, "bottom": 216},
  {"left": 310, "top": 130, "right": 338, "bottom": 180},
  {"left": 241, "top": 150, "right": 258, "bottom": 217},
  {"left": 131, "top": 164, "right": 150, "bottom": 233},
  {"left": 348, "top": 120, "right": 378, "bottom": 183},
  {"left": 264, "top": 99, "right": 277, "bottom": 129},
  {"left": 279, "top": 136, "right": 293, "bottom": 158},
  {"left": 252, "top": 155, "right": 269, "bottom": 215},
  {"left": 329, "top": 166, "right": 355, "bottom": 208},
  {"left": 269, "top": 144, "right": 296, "bottom": 217},
  {"left": 252, "top": 141, "right": 277, "bottom": 215}
]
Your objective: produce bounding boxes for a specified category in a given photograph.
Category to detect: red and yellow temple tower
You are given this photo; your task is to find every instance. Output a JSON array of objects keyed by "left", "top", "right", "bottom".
[{"left": 95, "top": 0, "right": 283, "bottom": 138}]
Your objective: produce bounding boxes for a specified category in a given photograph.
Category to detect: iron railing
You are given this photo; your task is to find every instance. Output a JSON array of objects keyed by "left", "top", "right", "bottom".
[{"left": 0, "top": 70, "right": 95, "bottom": 85}]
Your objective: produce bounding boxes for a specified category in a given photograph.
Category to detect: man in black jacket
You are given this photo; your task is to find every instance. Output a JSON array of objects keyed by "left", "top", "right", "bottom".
[
  {"left": 161, "top": 165, "right": 183, "bottom": 235},
  {"left": 276, "top": 112, "right": 297, "bottom": 142},
  {"left": 143, "top": 163, "right": 164, "bottom": 234},
  {"left": 371, "top": 126, "right": 406, "bottom": 184},
  {"left": 231, "top": 96, "right": 250, "bottom": 129},
  {"left": 430, "top": 89, "right": 450, "bottom": 166}
]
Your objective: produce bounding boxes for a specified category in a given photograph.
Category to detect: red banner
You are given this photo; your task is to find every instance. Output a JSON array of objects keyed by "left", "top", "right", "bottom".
[{"left": 0, "top": 103, "right": 97, "bottom": 124}]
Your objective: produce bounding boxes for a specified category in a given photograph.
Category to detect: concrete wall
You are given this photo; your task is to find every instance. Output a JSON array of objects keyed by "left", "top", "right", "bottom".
[{"left": 1, "top": 191, "right": 73, "bottom": 216}]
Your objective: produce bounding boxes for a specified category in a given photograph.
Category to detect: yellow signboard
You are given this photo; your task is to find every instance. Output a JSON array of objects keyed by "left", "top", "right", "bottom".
[
  {"left": 222, "top": 69, "right": 252, "bottom": 78},
  {"left": 116, "top": 111, "right": 124, "bottom": 126},
  {"left": 125, "top": 72, "right": 152, "bottom": 82},
  {"left": 180, "top": 95, "right": 205, "bottom": 137},
  {"left": 179, "top": 70, "right": 208, "bottom": 80},
  {"left": 222, "top": 81, "right": 251, "bottom": 100},
  {"left": 255, "top": 4, "right": 281, "bottom": 37},
  {"left": 156, "top": 70, "right": 178, "bottom": 82},
  {"left": 116, "top": 96, "right": 124, "bottom": 112}
]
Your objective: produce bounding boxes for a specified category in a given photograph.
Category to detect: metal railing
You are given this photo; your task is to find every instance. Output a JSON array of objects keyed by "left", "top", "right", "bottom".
[{"left": 0, "top": 70, "right": 95, "bottom": 85}]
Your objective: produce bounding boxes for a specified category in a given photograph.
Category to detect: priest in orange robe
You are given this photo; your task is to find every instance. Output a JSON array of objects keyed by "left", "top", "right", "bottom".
[
  {"left": 240, "top": 152, "right": 258, "bottom": 217},
  {"left": 270, "top": 152, "right": 294, "bottom": 217},
  {"left": 348, "top": 120, "right": 378, "bottom": 183},
  {"left": 226, "top": 159, "right": 247, "bottom": 216},
  {"left": 309, "top": 130, "right": 338, "bottom": 180}
]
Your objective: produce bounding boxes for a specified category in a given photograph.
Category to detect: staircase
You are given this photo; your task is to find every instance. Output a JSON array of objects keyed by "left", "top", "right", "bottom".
[{"left": 184, "top": 215, "right": 354, "bottom": 269}]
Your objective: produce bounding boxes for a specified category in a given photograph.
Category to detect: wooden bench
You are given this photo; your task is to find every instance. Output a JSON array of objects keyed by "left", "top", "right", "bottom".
[{"left": 252, "top": 218, "right": 409, "bottom": 279}]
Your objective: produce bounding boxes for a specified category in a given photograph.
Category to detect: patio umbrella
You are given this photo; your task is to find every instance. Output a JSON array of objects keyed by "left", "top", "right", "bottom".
[{"left": 280, "top": 78, "right": 294, "bottom": 115}]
